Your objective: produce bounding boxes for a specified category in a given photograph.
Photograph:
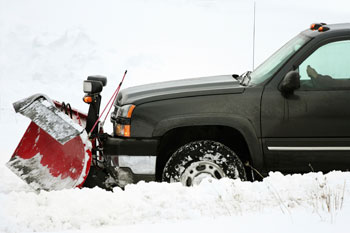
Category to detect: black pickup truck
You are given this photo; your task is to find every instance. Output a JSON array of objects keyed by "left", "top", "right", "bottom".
[{"left": 101, "top": 23, "right": 350, "bottom": 186}]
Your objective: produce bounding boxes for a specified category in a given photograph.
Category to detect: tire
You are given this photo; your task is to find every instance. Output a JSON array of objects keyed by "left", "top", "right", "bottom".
[{"left": 162, "top": 140, "right": 246, "bottom": 186}]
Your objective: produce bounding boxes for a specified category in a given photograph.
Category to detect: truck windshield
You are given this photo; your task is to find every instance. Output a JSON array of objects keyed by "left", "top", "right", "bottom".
[{"left": 249, "top": 34, "right": 310, "bottom": 85}]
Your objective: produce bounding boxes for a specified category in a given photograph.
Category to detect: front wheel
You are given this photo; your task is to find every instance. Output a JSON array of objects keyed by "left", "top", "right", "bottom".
[{"left": 162, "top": 140, "right": 246, "bottom": 186}]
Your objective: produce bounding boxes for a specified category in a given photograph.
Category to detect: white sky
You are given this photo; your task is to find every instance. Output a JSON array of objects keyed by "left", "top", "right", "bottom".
[{"left": 1, "top": 0, "right": 349, "bottom": 84}]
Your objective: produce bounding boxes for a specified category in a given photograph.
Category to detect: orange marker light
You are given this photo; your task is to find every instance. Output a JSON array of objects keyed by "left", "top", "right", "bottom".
[
  {"left": 310, "top": 23, "right": 327, "bottom": 31},
  {"left": 83, "top": 96, "right": 93, "bottom": 103},
  {"left": 318, "top": 26, "right": 330, "bottom": 32},
  {"left": 124, "top": 125, "right": 131, "bottom": 137},
  {"left": 127, "top": 105, "right": 136, "bottom": 118}
]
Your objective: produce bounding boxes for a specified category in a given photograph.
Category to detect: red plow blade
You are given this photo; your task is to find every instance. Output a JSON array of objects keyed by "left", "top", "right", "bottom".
[{"left": 7, "top": 94, "right": 92, "bottom": 191}]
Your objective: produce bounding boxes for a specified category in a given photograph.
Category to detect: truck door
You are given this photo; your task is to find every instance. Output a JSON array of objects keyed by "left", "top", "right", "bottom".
[{"left": 261, "top": 39, "right": 350, "bottom": 173}]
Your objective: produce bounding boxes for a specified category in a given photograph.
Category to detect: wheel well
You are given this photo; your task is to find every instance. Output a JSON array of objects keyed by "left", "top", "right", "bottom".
[{"left": 155, "top": 125, "right": 252, "bottom": 181}]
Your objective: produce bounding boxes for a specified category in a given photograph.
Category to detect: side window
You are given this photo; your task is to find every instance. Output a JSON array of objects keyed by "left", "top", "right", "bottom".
[{"left": 299, "top": 40, "right": 350, "bottom": 89}]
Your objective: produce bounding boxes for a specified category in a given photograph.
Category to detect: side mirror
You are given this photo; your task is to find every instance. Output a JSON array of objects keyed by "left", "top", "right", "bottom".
[{"left": 280, "top": 71, "right": 300, "bottom": 96}]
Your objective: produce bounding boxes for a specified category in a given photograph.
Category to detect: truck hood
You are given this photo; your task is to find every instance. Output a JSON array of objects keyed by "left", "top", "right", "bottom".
[{"left": 116, "top": 74, "right": 245, "bottom": 105}]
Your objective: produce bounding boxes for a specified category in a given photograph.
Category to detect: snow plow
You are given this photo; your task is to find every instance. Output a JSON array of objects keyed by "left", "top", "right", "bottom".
[{"left": 7, "top": 74, "right": 125, "bottom": 191}]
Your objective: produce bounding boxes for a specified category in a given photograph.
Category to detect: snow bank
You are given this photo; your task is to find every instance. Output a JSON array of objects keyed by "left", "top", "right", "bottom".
[{"left": 1, "top": 172, "right": 349, "bottom": 233}]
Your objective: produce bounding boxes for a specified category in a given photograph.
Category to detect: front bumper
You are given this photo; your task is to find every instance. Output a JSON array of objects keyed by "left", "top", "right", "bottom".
[{"left": 103, "top": 136, "right": 158, "bottom": 186}]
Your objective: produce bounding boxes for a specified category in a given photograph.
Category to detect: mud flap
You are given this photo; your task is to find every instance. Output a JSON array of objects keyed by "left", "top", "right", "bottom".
[{"left": 6, "top": 94, "right": 92, "bottom": 191}]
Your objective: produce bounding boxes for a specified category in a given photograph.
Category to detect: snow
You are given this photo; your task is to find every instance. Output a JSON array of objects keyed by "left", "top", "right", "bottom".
[
  {"left": 6, "top": 153, "right": 78, "bottom": 191},
  {"left": 1, "top": 172, "right": 350, "bottom": 233},
  {"left": 6, "top": 129, "right": 91, "bottom": 191},
  {"left": 18, "top": 98, "right": 84, "bottom": 144},
  {"left": 1, "top": 0, "right": 350, "bottom": 232}
]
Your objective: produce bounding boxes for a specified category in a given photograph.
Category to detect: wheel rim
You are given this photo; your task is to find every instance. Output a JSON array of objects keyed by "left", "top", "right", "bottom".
[{"left": 180, "top": 161, "right": 226, "bottom": 186}]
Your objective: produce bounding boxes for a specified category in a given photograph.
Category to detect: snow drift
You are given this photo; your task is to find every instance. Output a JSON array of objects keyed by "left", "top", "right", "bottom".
[{"left": 0, "top": 171, "right": 350, "bottom": 233}]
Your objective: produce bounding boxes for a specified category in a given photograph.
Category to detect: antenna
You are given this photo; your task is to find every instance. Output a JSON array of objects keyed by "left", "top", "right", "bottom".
[{"left": 252, "top": 1, "right": 256, "bottom": 70}]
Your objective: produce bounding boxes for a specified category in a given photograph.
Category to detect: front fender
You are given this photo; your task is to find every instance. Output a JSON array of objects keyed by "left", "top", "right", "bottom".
[{"left": 153, "top": 113, "right": 263, "bottom": 170}]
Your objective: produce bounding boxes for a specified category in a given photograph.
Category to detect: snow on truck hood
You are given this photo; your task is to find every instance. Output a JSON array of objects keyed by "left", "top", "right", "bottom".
[{"left": 116, "top": 74, "right": 244, "bottom": 105}]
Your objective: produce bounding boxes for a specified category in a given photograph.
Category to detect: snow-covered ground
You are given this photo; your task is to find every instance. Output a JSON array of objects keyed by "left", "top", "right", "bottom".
[
  {"left": 1, "top": 172, "right": 350, "bottom": 233},
  {"left": 1, "top": 0, "right": 350, "bottom": 232}
]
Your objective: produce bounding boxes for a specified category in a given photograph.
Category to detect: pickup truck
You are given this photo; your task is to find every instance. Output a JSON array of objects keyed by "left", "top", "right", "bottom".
[{"left": 99, "top": 23, "right": 350, "bottom": 187}]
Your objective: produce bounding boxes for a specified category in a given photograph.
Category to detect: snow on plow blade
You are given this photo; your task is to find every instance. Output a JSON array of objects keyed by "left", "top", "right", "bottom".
[{"left": 6, "top": 94, "right": 92, "bottom": 191}]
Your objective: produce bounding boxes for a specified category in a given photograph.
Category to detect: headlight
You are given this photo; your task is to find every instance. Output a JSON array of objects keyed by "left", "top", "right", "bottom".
[
  {"left": 116, "top": 104, "right": 136, "bottom": 118},
  {"left": 112, "top": 104, "right": 135, "bottom": 137}
]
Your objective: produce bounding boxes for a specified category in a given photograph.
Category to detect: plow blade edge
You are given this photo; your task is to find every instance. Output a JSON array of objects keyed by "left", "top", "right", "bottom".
[{"left": 7, "top": 94, "right": 92, "bottom": 191}]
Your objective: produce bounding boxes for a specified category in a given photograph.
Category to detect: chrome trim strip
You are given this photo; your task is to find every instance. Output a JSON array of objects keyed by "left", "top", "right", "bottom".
[
  {"left": 268, "top": 146, "right": 350, "bottom": 151},
  {"left": 118, "top": 156, "right": 156, "bottom": 175}
]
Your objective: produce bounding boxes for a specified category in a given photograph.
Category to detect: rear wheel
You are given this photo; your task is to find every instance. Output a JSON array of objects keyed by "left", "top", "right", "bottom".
[{"left": 162, "top": 140, "right": 246, "bottom": 186}]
